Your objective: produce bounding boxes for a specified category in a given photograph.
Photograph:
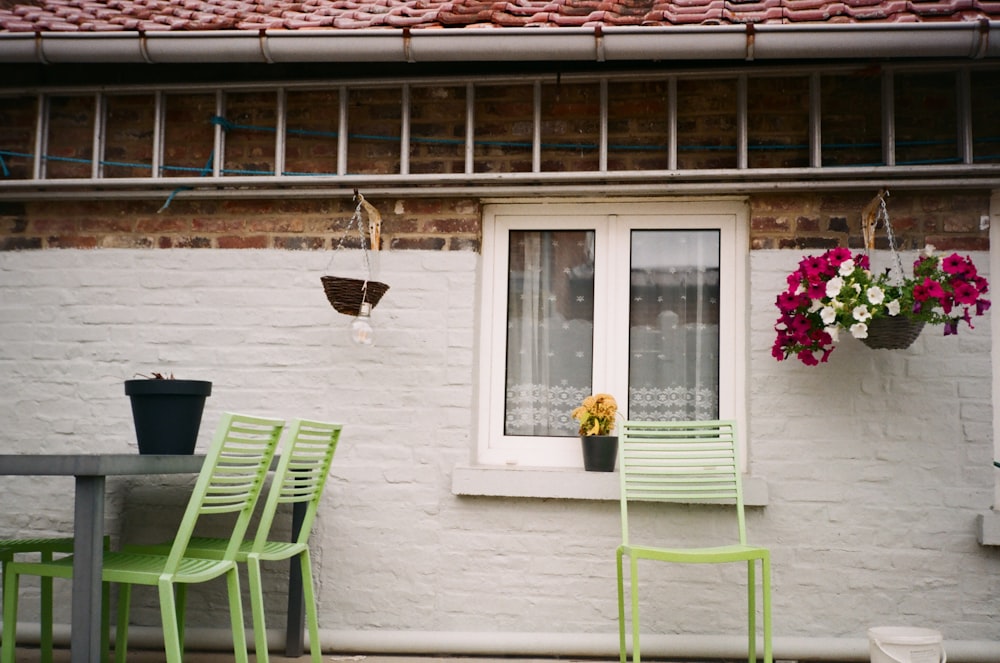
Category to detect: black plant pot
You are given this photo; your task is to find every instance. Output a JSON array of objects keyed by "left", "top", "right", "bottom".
[
  {"left": 581, "top": 435, "right": 618, "bottom": 472},
  {"left": 124, "top": 379, "right": 212, "bottom": 455}
]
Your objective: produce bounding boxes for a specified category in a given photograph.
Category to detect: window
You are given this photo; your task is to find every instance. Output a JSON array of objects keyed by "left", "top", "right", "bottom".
[{"left": 477, "top": 200, "right": 748, "bottom": 469}]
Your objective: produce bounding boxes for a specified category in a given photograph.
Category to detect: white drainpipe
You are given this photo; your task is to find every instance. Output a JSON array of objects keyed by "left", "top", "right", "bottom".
[{"left": 0, "top": 23, "right": 997, "bottom": 64}]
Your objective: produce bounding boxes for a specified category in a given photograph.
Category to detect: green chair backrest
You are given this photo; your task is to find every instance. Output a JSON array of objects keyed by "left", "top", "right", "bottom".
[
  {"left": 251, "top": 418, "right": 342, "bottom": 552},
  {"left": 164, "top": 412, "right": 285, "bottom": 572},
  {"left": 618, "top": 419, "right": 748, "bottom": 547}
]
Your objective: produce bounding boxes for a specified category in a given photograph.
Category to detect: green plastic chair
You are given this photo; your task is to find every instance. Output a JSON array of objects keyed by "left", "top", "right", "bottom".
[
  {"left": 616, "top": 419, "right": 772, "bottom": 663},
  {"left": 0, "top": 537, "right": 73, "bottom": 663},
  {"left": 1, "top": 412, "right": 285, "bottom": 663},
  {"left": 126, "top": 418, "right": 342, "bottom": 663},
  {"left": 0, "top": 537, "right": 112, "bottom": 663}
]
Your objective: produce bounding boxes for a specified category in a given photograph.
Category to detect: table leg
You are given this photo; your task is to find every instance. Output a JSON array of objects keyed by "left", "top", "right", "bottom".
[
  {"left": 284, "top": 501, "right": 306, "bottom": 657},
  {"left": 71, "top": 475, "right": 105, "bottom": 663}
]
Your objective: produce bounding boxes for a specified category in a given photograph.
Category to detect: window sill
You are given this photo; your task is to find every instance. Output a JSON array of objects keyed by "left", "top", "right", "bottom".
[{"left": 452, "top": 463, "right": 769, "bottom": 505}]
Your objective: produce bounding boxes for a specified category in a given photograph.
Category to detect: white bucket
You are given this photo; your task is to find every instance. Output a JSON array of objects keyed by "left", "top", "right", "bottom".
[{"left": 869, "top": 626, "right": 946, "bottom": 663}]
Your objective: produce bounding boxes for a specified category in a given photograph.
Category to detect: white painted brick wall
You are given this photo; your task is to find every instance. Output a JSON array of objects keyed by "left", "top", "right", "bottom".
[{"left": 0, "top": 247, "right": 997, "bottom": 648}]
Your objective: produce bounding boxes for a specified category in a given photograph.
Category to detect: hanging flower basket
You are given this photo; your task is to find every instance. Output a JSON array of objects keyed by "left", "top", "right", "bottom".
[
  {"left": 772, "top": 190, "right": 990, "bottom": 366},
  {"left": 860, "top": 315, "right": 925, "bottom": 350},
  {"left": 321, "top": 276, "right": 390, "bottom": 317}
]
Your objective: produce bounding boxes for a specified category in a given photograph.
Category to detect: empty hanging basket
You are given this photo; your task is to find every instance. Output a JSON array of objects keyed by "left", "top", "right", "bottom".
[
  {"left": 322, "top": 192, "right": 390, "bottom": 317},
  {"left": 321, "top": 276, "right": 389, "bottom": 316}
]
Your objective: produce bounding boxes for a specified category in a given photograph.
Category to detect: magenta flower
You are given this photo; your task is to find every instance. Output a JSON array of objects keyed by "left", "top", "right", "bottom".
[
  {"left": 796, "top": 349, "right": 820, "bottom": 366},
  {"left": 826, "top": 247, "right": 853, "bottom": 266},
  {"left": 798, "top": 256, "right": 831, "bottom": 280},
  {"left": 912, "top": 278, "right": 945, "bottom": 302},
  {"left": 941, "top": 253, "right": 972, "bottom": 277},
  {"left": 951, "top": 280, "right": 980, "bottom": 306}
]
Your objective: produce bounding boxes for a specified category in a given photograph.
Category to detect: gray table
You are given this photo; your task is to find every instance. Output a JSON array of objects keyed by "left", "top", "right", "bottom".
[{"left": 0, "top": 454, "right": 306, "bottom": 663}]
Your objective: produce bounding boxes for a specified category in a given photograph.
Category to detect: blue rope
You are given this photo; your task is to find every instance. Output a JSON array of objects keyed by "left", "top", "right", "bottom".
[{"left": 157, "top": 151, "right": 215, "bottom": 213}]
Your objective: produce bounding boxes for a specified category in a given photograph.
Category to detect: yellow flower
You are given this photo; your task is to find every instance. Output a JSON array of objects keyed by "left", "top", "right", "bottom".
[{"left": 571, "top": 393, "right": 618, "bottom": 436}]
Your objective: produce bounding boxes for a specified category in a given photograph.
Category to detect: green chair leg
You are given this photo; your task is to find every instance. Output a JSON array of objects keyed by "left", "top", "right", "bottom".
[
  {"left": 300, "top": 549, "right": 322, "bottom": 663},
  {"left": 1, "top": 561, "right": 20, "bottom": 663},
  {"left": 247, "top": 554, "right": 269, "bottom": 663},
  {"left": 615, "top": 548, "right": 626, "bottom": 663},
  {"left": 115, "top": 583, "right": 131, "bottom": 663},
  {"left": 175, "top": 583, "right": 187, "bottom": 655},
  {"left": 225, "top": 568, "right": 250, "bottom": 663},
  {"left": 630, "top": 556, "right": 641, "bottom": 663}
]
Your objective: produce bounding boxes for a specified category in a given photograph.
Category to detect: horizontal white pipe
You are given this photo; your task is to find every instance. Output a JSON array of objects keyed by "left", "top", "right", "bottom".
[
  {"left": 16, "top": 624, "right": 1000, "bottom": 663},
  {"left": 0, "top": 23, "right": 996, "bottom": 65}
]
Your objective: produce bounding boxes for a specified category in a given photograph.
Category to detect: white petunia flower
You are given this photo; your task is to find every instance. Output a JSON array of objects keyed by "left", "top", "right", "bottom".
[
  {"left": 850, "top": 322, "right": 869, "bottom": 339},
  {"left": 825, "top": 325, "right": 840, "bottom": 343},
  {"left": 853, "top": 305, "right": 871, "bottom": 322},
  {"left": 886, "top": 300, "right": 901, "bottom": 316},
  {"left": 820, "top": 306, "right": 837, "bottom": 325},
  {"left": 838, "top": 259, "right": 855, "bottom": 276},
  {"left": 826, "top": 276, "right": 844, "bottom": 298},
  {"left": 866, "top": 286, "right": 885, "bottom": 305}
]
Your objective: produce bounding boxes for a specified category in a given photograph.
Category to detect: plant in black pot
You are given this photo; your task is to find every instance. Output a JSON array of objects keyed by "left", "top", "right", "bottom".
[
  {"left": 571, "top": 393, "right": 619, "bottom": 472},
  {"left": 124, "top": 373, "right": 212, "bottom": 455}
]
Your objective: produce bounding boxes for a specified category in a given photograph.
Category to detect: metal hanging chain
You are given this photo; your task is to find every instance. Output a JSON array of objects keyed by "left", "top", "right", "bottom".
[
  {"left": 325, "top": 192, "right": 381, "bottom": 279},
  {"left": 862, "top": 188, "right": 904, "bottom": 283},
  {"left": 878, "top": 191, "right": 905, "bottom": 282}
]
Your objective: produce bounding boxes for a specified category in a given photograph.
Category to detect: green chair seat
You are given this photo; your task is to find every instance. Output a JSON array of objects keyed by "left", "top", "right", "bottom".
[{"left": 180, "top": 537, "right": 308, "bottom": 561}]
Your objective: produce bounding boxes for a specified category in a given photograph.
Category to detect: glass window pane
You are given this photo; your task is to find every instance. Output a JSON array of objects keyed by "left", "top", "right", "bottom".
[
  {"left": 504, "top": 230, "right": 595, "bottom": 437},
  {"left": 629, "top": 230, "right": 720, "bottom": 421}
]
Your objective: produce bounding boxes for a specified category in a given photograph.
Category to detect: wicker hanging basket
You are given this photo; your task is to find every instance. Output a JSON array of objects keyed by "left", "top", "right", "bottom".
[
  {"left": 321, "top": 276, "right": 389, "bottom": 317},
  {"left": 322, "top": 192, "right": 390, "bottom": 317},
  {"left": 861, "top": 315, "right": 925, "bottom": 350}
]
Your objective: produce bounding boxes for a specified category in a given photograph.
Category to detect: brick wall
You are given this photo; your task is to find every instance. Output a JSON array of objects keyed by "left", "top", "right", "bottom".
[
  {"left": 0, "top": 197, "right": 482, "bottom": 251},
  {"left": 1, "top": 189, "right": 991, "bottom": 253}
]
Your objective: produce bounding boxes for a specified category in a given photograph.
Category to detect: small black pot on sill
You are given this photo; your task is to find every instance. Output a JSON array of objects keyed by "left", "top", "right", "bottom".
[
  {"left": 125, "top": 379, "right": 212, "bottom": 455},
  {"left": 581, "top": 435, "right": 618, "bottom": 472}
]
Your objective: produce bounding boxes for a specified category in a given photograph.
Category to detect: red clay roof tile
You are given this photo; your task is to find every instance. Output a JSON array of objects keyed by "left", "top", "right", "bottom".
[{"left": 0, "top": 0, "right": 997, "bottom": 31}]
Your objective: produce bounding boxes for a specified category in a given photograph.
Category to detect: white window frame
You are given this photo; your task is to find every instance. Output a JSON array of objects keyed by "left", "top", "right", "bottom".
[{"left": 476, "top": 198, "right": 749, "bottom": 469}]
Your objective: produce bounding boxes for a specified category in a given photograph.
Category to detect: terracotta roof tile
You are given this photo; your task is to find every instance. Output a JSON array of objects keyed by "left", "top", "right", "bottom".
[{"left": 0, "top": 0, "right": 997, "bottom": 31}]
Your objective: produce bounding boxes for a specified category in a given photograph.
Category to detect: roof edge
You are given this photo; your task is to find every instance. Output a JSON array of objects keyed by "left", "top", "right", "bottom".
[{"left": 0, "top": 22, "right": 997, "bottom": 64}]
